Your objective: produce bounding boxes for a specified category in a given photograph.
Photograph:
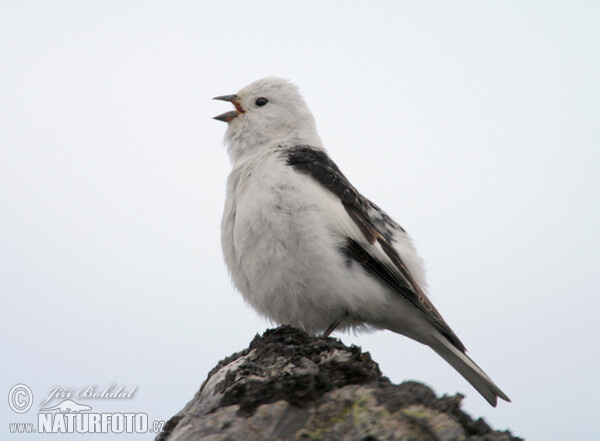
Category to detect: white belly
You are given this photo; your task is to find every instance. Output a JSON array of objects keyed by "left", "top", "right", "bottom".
[{"left": 221, "top": 153, "right": 392, "bottom": 334}]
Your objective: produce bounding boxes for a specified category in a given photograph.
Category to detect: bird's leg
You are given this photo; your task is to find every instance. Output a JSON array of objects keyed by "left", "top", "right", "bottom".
[{"left": 322, "top": 312, "right": 349, "bottom": 337}]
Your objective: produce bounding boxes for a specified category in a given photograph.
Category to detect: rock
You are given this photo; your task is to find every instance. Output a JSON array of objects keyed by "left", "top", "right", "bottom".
[{"left": 157, "top": 326, "right": 520, "bottom": 441}]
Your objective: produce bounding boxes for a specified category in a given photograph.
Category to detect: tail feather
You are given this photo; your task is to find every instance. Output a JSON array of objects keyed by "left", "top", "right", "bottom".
[{"left": 429, "top": 331, "right": 510, "bottom": 406}]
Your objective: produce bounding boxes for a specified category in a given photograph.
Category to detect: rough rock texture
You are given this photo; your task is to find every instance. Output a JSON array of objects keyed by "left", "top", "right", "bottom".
[{"left": 157, "top": 326, "right": 520, "bottom": 441}]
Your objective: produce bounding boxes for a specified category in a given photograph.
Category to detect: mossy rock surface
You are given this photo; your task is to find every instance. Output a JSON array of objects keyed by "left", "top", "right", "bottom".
[{"left": 157, "top": 326, "right": 519, "bottom": 441}]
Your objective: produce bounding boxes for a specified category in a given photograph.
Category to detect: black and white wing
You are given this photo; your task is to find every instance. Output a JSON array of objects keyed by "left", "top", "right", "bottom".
[{"left": 284, "top": 145, "right": 466, "bottom": 353}]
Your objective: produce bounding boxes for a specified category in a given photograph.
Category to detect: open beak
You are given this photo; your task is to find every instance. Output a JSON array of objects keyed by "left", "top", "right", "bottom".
[{"left": 213, "top": 94, "right": 243, "bottom": 122}]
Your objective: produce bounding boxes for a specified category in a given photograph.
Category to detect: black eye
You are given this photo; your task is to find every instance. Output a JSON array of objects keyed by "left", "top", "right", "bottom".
[{"left": 255, "top": 97, "right": 268, "bottom": 107}]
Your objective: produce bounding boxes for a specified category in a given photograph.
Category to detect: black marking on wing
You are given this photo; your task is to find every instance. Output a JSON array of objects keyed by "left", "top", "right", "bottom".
[
  {"left": 341, "top": 239, "right": 466, "bottom": 352},
  {"left": 340, "top": 238, "right": 417, "bottom": 307},
  {"left": 285, "top": 146, "right": 380, "bottom": 242},
  {"left": 285, "top": 146, "right": 465, "bottom": 352}
]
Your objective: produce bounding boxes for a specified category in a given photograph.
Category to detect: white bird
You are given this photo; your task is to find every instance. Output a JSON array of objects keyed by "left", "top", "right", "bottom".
[{"left": 214, "top": 77, "right": 510, "bottom": 406}]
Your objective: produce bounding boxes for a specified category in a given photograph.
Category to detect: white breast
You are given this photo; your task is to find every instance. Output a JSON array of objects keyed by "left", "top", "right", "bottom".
[
  {"left": 221, "top": 150, "right": 427, "bottom": 336},
  {"left": 222, "top": 151, "right": 375, "bottom": 332}
]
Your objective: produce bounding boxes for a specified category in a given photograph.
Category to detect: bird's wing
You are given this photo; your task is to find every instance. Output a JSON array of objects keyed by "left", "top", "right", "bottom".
[{"left": 284, "top": 146, "right": 466, "bottom": 352}]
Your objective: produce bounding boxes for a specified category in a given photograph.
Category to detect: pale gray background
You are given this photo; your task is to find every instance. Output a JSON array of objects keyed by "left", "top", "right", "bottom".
[{"left": 1, "top": 1, "right": 599, "bottom": 440}]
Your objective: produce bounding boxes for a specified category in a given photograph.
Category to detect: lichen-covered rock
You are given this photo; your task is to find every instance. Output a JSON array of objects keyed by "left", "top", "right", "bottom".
[{"left": 157, "top": 326, "right": 520, "bottom": 441}]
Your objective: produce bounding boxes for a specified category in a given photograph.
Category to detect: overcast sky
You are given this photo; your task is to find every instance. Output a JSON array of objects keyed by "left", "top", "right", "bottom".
[{"left": 1, "top": 1, "right": 599, "bottom": 440}]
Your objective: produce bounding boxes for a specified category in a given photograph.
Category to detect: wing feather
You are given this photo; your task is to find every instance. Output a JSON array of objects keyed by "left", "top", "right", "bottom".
[{"left": 285, "top": 146, "right": 466, "bottom": 352}]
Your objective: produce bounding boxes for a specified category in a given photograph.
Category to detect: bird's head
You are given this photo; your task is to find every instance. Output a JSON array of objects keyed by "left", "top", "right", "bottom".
[{"left": 214, "top": 77, "right": 323, "bottom": 162}]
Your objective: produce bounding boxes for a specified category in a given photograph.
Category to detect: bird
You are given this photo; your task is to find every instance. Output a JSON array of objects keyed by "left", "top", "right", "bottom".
[{"left": 213, "top": 77, "right": 510, "bottom": 406}]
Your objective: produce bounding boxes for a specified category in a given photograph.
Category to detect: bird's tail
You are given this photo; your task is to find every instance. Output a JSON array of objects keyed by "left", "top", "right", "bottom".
[{"left": 429, "top": 331, "right": 510, "bottom": 406}]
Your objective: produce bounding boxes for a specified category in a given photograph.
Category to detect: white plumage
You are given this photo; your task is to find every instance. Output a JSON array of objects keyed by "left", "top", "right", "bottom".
[{"left": 215, "top": 77, "right": 509, "bottom": 406}]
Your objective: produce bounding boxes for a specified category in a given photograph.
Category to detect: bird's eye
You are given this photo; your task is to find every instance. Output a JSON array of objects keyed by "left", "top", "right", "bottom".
[{"left": 255, "top": 97, "right": 268, "bottom": 107}]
